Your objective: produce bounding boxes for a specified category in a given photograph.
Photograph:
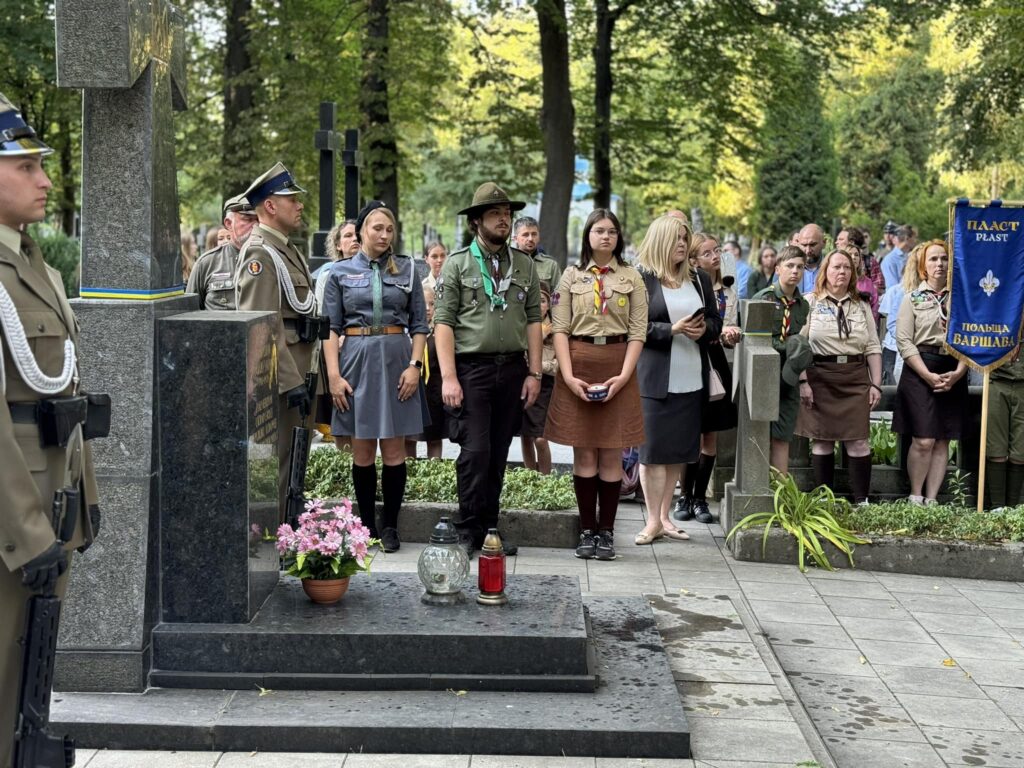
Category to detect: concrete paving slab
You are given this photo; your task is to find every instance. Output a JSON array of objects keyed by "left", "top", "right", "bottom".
[
  {"left": 821, "top": 736, "right": 946, "bottom": 768},
  {"left": 923, "top": 726, "right": 1024, "bottom": 767},
  {"left": 854, "top": 638, "right": 949, "bottom": 668},
  {"left": 758, "top": 621, "right": 857, "bottom": 650},
  {"left": 679, "top": 682, "right": 792, "bottom": 721},
  {"left": 808, "top": 578, "right": 893, "bottom": 600},
  {"left": 803, "top": 699, "right": 925, "bottom": 743},
  {"left": 788, "top": 671, "right": 902, "bottom": 709},
  {"left": 726, "top": 563, "right": 811, "bottom": 586},
  {"left": 660, "top": 572, "right": 740, "bottom": 591},
  {"left": 983, "top": 686, "right": 1024, "bottom": 718},
  {"left": 956, "top": 657, "right": 1024, "bottom": 688},
  {"left": 949, "top": 578, "right": 1024, "bottom": 593},
  {"left": 685, "top": 718, "right": 815, "bottom": 764},
  {"left": 648, "top": 595, "right": 750, "bottom": 644},
  {"left": 836, "top": 616, "right": 934, "bottom": 644},
  {"left": 980, "top": 606, "right": 1024, "bottom": 630},
  {"left": 911, "top": 611, "right": 1011, "bottom": 638},
  {"left": 665, "top": 640, "right": 772, "bottom": 684},
  {"left": 890, "top": 591, "right": 986, "bottom": 616},
  {"left": 217, "top": 753, "right": 347, "bottom": 767},
  {"left": 958, "top": 588, "right": 1024, "bottom": 612},
  {"left": 87, "top": 752, "right": 220, "bottom": 768},
  {"left": 773, "top": 645, "right": 878, "bottom": 678},
  {"left": 821, "top": 595, "right": 912, "bottom": 621},
  {"left": 935, "top": 633, "right": 1024, "bottom": 662},
  {"left": 895, "top": 692, "right": 1018, "bottom": 732},
  {"left": 734, "top": 581, "right": 823, "bottom": 604},
  {"left": 874, "top": 574, "right": 952, "bottom": 594},
  {"left": 873, "top": 664, "right": 987, "bottom": 700},
  {"left": 596, "top": 760, "right": 696, "bottom": 768},
  {"left": 746, "top": 599, "right": 840, "bottom": 626},
  {"left": 470, "top": 758, "right": 594, "bottom": 768},
  {"left": 803, "top": 566, "right": 880, "bottom": 583}
]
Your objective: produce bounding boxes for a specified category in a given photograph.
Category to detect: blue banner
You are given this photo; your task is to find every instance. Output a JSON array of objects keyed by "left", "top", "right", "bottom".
[{"left": 947, "top": 200, "right": 1024, "bottom": 371}]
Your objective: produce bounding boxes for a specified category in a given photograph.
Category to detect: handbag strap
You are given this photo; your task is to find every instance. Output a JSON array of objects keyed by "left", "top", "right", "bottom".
[{"left": 693, "top": 272, "right": 715, "bottom": 370}]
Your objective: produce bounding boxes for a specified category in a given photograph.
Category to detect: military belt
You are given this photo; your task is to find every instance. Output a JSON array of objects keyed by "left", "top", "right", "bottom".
[
  {"left": 917, "top": 344, "right": 949, "bottom": 357},
  {"left": 342, "top": 325, "right": 405, "bottom": 336},
  {"left": 570, "top": 334, "right": 628, "bottom": 346},
  {"left": 8, "top": 401, "right": 40, "bottom": 424},
  {"left": 813, "top": 354, "right": 864, "bottom": 365}
]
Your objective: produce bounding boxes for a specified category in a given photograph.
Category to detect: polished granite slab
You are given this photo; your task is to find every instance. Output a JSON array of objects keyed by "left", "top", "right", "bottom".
[{"left": 54, "top": 596, "right": 690, "bottom": 758}]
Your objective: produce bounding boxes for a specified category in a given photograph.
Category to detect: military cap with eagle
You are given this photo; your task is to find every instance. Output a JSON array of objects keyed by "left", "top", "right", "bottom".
[
  {"left": 243, "top": 161, "right": 307, "bottom": 207},
  {"left": 458, "top": 182, "right": 526, "bottom": 217},
  {"left": 0, "top": 91, "right": 53, "bottom": 157},
  {"left": 222, "top": 192, "right": 255, "bottom": 217}
]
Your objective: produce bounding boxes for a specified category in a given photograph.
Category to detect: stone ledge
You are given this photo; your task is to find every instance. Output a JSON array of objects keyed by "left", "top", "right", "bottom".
[{"left": 730, "top": 526, "right": 1024, "bottom": 581}]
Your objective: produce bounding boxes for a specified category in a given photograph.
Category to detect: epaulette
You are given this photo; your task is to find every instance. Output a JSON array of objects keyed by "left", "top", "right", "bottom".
[{"left": 196, "top": 244, "right": 225, "bottom": 264}]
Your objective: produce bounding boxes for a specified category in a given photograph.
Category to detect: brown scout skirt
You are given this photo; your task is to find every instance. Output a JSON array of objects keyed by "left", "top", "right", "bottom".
[
  {"left": 545, "top": 339, "right": 645, "bottom": 448},
  {"left": 796, "top": 361, "right": 871, "bottom": 442},
  {"left": 892, "top": 351, "right": 966, "bottom": 439}
]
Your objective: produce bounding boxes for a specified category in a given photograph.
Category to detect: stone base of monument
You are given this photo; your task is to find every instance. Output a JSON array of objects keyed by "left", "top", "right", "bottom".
[{"left": 51, "top": 581, "right": 691, "bottom": 758}]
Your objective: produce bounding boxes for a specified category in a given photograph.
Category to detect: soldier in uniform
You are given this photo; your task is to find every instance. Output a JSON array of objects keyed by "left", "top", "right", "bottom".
[
  {"left": 0, "top": 93, "right": 99, "bottom": 768},
  {"left": 513, "top": 216, "right": 561, "bottom": 290},
  {"left": 987, "top": 345, "right": 1024, "bottom": 509},
  {"left": 234, "top": 162, "right": 317, "bottom": 521},
  {"left": 433, "top": 182, "right": 543, "bottom": 557},
  {"left": 185, "top": 193, "right": 257, "bottom": 310}
]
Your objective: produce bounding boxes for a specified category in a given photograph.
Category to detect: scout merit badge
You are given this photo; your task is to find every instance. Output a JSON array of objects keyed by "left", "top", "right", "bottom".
[{"left": 469, "top": 240, "right": 510, "bottom": 311}]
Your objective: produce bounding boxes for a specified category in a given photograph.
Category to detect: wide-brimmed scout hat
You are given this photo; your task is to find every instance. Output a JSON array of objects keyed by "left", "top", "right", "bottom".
[
  {"left": 243, "top": 162, "right": 306, "bottom": 207},
  {"left": 223, "top": 192, "right": 254, "bottom": 216},
  {"left": 0, "top": 92, "right": 52, "bottom": 157},
  {"left": 781, "top": 335, "right": 813, "bottom": 387},
  {"left": 458, "top": 182, "right": 526, "bottom": 217}
]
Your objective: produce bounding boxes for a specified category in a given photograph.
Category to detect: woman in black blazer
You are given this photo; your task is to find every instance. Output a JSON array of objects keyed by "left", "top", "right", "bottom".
[{"left": 633, "top": 215, "right": 721, "bottom": 545}]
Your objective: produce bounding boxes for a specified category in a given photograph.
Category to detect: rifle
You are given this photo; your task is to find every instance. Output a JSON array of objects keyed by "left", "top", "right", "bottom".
[
  {"left": 13, "top": 486, "right": 78, "bottom": 768},
  {"left": 285, "top": 370, "right": 317, "bottom": 527}
]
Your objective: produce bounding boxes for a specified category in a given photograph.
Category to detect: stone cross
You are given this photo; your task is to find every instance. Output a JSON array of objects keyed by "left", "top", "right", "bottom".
[
  {"left": 720, "top": 300, "right": 780, "bottom": 535},
  {"left": 343, "top": 128, "right": 362, "bottom": 220},
  {"left": 56, "top": 0, "right": 187, "bottom": 296},
  {"left": 310, "top": 101, "right": 340, "bottom": 274}
]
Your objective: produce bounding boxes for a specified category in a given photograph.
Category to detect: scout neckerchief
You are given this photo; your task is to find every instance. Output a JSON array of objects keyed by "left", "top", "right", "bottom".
[
  {"left": 589, "top": 264, "right": 612, "bottom": 314},
  {"left": 825, "top": 294, "right": 852, "bottom": 339},
  {"left": 469, "top": 239, "right": 509, "bottom": 311},
  {"left": 922, "top": 286, "right": 949, "bottom": 332},
  {"left": 780, "top": 295, "right": 798, "bottom": 341}
]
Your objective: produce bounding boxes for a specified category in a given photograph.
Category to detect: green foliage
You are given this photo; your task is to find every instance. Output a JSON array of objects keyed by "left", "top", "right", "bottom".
[
  {"left": 946, "top": 469, "right": 972, "bottom": 508},
  {"left": 30, "top": 227, "right": 80, "bottom": 298},
  {"left": 869, "top": 418, "right": 899, "bottom": 466},
  {"left": 248, "top": 456, "right": 278, "bottom": 503},
  {"left": 836, "top": 499, "right": 1024, "bottom": 543},
  {"left": 727, "top": 470, "right": 868, "bottom": 572},
  {"left": 305, "top": 448, "right": 576, "bottom": 510}
]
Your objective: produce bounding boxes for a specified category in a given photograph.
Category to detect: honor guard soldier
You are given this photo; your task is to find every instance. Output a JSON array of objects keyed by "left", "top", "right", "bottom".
[
  {"left": 186, "top": 193, "right": 257, "bottom": 310},
  {"left": 433, "top": 182, "right": 543, "bottom": 557},
  {"left": 234, "top": 162, "right": 318, "bottom": 521},
  {"left": 1, "top": 93, "right": 102, "bottom": 768}
]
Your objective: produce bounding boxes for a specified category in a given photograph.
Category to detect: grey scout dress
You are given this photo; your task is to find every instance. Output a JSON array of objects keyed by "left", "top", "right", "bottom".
[{"left": 324, "top": 252, "right": 430, "bottom": 439}]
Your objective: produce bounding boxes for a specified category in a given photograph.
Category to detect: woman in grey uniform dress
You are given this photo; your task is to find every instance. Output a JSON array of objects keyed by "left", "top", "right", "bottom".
[{"left": 323, "top": 201, "right": 429, "bottom": 552}]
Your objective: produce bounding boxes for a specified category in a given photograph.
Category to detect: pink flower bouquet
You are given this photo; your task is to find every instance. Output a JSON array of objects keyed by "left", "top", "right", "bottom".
[{"left": 275, "top": 499, "right": 377, "bottom": 580}]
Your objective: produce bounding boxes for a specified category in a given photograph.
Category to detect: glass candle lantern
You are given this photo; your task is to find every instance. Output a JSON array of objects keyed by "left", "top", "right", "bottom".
[
  {"left": 417, "top": 516, "right": 470, "bottom": 605},
  {"left": 476, "top": 528, "right": 508, "bottom": 606}
]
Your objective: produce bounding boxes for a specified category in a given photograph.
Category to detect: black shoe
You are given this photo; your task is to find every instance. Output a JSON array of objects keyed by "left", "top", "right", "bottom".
[
  {"left": 575, "top": 530, "right": 597, "bottom": 559},
  {"left": 672, "top": 495, "right": 694, "bottom": 521},
  {"left": 502, "top": 541, "right": 519, "bottom": 556},
  {"left": 692, "top": 499, "right": 714, "bottom": 524},
  {"left": 381, "top": 527, "right": 401, "bottom": 553},
  {"left": 595, "top": 530, "right": 616, "bottom": 561}
]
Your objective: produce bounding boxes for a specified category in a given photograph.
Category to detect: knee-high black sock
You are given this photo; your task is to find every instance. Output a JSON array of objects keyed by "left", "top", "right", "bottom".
[
  {"left": 692, "top": 453, "right": 716, "bottom": 501},
  {"left": 682, "top": 462, "right": 698, "bottom": 498},
  {"left": 811, "top": 453, "right": 835, "bottom": 491},
  {"left": 352, "top": 463, "right": 379, "bottom": 536},
  {"left": 380, "top": 462, "right": 407, "bottom": 530},
  {"left": 1007, "top": 463, "right": 1024, "bottom": 507},
  {"left": 986, "top": 461, "right": 1007, "bottom": 509},
  {"left": 573, "top": 474, "right": 599, "bottom": 531},
  {"left": 597, "top": 478, "right": 622, "bottom": 533},
  {"left": 847, "top": 455, "right": 872, "bottom": 503}
]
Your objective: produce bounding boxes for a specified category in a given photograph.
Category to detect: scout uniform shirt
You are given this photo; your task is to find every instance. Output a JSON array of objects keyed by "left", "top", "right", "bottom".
[
  {"left": 752, "top": 283, "right": 809, "bottom": 356},
  {"left": 801, "top": 292, "right": 882, "bottom": 357},
  {"left": 550, "top": 261, "right": 648, "bottom": 341},
  {"left": 894, "top": 281, "right": 949, "bottom": 361},
  {"left": 433, "top": 241, "right": 542, "bottom": 354},
  {"left": 0, "top": 225, "right": 97, "bottom": 568},
  {"left": 235, "top": 223, "right": 314, "bottom": 394},
  {"left": 187, "top": 241, "right": 241, "bottom": 310}
]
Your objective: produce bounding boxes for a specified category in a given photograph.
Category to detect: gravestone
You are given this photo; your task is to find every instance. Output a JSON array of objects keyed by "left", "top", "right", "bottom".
[
  {"left": 157, "top": 311, "right": 280, "bottom": 624},
  {"left": 720, "top": 301, "right": 780, "bottom": 536},
  {"left": 54, "top": 0, "right": 197, "bottom": 691}
]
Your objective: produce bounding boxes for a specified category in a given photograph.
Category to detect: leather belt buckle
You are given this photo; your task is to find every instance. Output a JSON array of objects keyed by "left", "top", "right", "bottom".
[
  {"left": 836, "top": 355, "right": 848, "bottom": 364},
  {"left": 371, "top": 326, "right": 382, "bottom": 336},
  {"left": 593, "top": 336, "right": 607, "bottom": 346}
]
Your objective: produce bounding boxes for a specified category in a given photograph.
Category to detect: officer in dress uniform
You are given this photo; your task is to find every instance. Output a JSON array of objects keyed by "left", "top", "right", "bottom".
[
  {"left": 433, "top": 183, "right": 543, "bottom": 557},
  {"left": 186, "top": 193, "right": 257, "bottom": 310},
  {"left": 234, "top": 162, "right": 317, "bottom": 521},
  {"left": 0, "top": 93, "right": 99, "bottom": 768}
]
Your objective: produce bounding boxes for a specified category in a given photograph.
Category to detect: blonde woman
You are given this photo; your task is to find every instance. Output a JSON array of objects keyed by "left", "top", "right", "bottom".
[{"left": 634, "top": 216, "right": 720, "bottom": 544}]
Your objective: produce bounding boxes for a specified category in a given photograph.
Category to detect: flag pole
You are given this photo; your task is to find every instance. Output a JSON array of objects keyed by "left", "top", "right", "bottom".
[{"left": 977, "top": 371, "right": 990, "bottom": 513}]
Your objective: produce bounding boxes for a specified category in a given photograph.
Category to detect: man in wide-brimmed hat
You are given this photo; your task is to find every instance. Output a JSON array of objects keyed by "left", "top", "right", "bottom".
[{"left": 433, "top": 182, "right": 544, "bottom": 557}]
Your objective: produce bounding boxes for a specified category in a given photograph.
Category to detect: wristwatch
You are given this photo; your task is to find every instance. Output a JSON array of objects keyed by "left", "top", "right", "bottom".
[
  {"left": 409, "top": 360, "right": 423, "bottom": 369},
  {"left": 529, "top": 371, "right": 543, "bottom": 381}
]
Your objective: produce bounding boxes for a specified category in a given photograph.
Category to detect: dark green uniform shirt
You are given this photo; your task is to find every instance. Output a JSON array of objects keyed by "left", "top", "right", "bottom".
[
  {"left": 752, "top": 283, "right": 809, "bottom": 356},
  {"left": 993, "top": 355, "right": 1024, "bottom": 383},
  {"left": 529, "top": 252, "right": 561, "bottom": 293},
  {"left": 433, "top": 240, "right": 541, "bottom": 354}
]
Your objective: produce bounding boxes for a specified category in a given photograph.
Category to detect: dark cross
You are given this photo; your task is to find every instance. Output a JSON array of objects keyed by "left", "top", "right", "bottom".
[
  {"left": 343, "top": 129, "right": 362, "bottom": 221},
  {"left": 310, "top": 102, "right": 340, "bottom": 274},
  {"left": 55, "top": 0, "right": 187, "bottom": 295}
]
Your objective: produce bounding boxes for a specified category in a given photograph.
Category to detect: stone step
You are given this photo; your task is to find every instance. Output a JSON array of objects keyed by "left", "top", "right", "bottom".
[
  {"left": 54, "top": 597, "right": 691, "bottom": 759},
  {"left": 152, "top": 574, "right": 596, "bottom": 693}
]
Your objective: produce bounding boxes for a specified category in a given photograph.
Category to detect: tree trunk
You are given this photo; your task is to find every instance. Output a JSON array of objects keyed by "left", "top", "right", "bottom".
[
  {"left": 592, "top": 0, "right": 615, "bottom": 210},
  {"left": 536, "top": 0, "right": 574, "bottom": 268},
  {"left": 361, "top": 0, "right": 400, "bottom": 230},
  {"left": 223, "top": 0, "right": 254, "bottom": 200}
]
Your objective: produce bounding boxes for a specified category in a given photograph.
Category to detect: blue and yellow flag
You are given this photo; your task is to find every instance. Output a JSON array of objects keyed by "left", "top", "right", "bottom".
[{"left": 947, "top": 199, "right": 1024, "bottom": 371}]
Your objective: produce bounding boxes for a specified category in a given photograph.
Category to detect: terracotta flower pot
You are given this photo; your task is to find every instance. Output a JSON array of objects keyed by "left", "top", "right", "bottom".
[{"left": 301, "top": 576, "right": 351, "bottom": 605}]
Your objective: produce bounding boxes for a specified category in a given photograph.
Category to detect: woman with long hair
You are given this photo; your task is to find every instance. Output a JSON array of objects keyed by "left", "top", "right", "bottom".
[
  {"left": 634, "top": 215, "right": 720, "bottom": 544},
  {"left": 746, "top": 244, "right": 778, "bottom": 298},
  {"left": 546, "top": 208, "right": 648, "bottom": 561}
]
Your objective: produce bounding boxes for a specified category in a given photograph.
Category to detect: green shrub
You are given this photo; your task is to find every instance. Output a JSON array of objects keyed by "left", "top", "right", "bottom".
[
  {"left": 836, "top": 500, "right": 1024, "bottom": 543},
  {"left": 869, "top": 418, "right": 898, "bottom": 465},
  {"left": 305, "top": 448, "right": 576, "bottom": 510},
  {"left": 32, "top": 229, "right": 81, "bottom": 298}
]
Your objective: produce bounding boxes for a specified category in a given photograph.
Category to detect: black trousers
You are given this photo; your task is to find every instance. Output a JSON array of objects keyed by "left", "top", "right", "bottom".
[{"left": 448, "top": 354, "right": 527, "bottom": 544}]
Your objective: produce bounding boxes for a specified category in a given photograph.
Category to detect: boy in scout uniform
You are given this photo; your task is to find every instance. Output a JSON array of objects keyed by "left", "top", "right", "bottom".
[
  {"left": 0, "top": 93, "right": 99, "bottom": 768},
  {"left": 988, "top": 345, "right": 1024, "bottom": 509},
  {"left": 751, "top": 245, "right": 810, "bottom": 474},
  {"left": 234, "top": 162, "right": 317, "bottom": 521},
  {"left": 433, "top": 183, "right": 543, "bottom": 556},
  {"left": 186, "top": 193, "right": 257, "bottom": 310}
]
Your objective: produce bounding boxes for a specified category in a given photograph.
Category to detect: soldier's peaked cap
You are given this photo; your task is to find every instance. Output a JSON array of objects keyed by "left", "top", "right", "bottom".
[
  {"left": 0, "top": 91, "right": 53, "bottom": 157},
  {"left": 244, "top": 162, "right": 306, "bottom": 207},
  {"left": 458, "top": 182, "right": 526, "bottom": 217},
  {"left": 223, "top": 192, "right": 255, "bottom": 216}
]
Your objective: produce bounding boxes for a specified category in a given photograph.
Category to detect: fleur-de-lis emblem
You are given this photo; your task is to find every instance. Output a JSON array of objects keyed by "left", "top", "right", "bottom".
[{"left": 980, "top": 269, "right": 1000, "bottom": 297}]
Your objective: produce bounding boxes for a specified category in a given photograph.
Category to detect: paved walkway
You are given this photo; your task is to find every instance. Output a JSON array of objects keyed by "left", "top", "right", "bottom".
[{"left": 71, "top": 498, "right": 1024, "bottom": 768}]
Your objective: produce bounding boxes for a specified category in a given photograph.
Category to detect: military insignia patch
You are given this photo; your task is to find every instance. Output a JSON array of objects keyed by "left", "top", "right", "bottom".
[
  {"left": 617, "top": 297, "right": 627, "bottom": 307},
  {"left": 435, "top": 276, "right": 444, "bottom": 300},
  {"left": 551, "top": 292, "right": 560, "bottom": 306},
  {"left": 247, "top": 261, "right": 263, "bottom": 276},
  {"left": 517, "top": 290, "right": 526, "bottom": 302}
]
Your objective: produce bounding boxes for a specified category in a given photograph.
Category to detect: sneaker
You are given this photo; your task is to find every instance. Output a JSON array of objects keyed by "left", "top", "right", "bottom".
[
  {"left": 575, "top": 530, "right": 597, "bottom": 559},
  {"left": 908, "top": 495, "right": 925, "bottom": 506},
  {"left": 692, "top": 499, "right": 714, "bottom": 524},
  {"left": 672, "top": 495, "right": 695, "bottom": 521},
  {"left": 380, "top": 527, "right": 401, "bottom": 553},
  {"left": 595, "top": 530, "right": 616, "bottom": 561}
]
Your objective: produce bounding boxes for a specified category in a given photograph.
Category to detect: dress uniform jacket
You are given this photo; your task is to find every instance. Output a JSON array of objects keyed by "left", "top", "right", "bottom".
[
  {"left": 1, "top": 225, "right": 97, "bottom": 767},
  {"left": 186, "top": 241, "right": 240, "bottom": 310}
]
